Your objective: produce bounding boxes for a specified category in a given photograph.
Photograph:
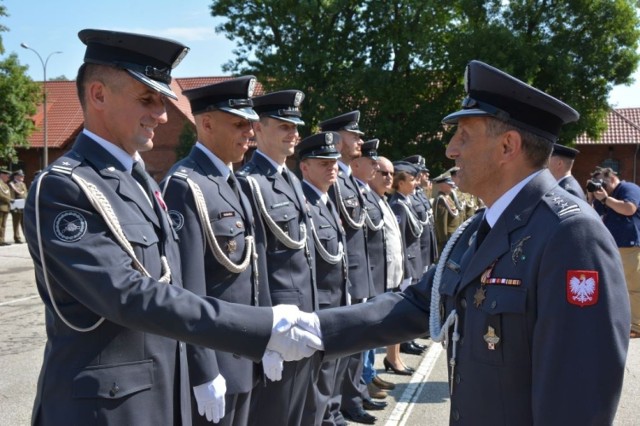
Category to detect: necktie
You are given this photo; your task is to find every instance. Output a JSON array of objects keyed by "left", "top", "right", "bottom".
[
  {"left": 281, "top": 168, "right": 291, "bottom": 185},
  {"left": 227, "top": 173, "right": 241, "bottom": 201},
  {"left": 475, "top": 217, "right": 491, "bottom": 250},
  {"left": 131, "top": 161, "right": 154, "bottom": 200}
]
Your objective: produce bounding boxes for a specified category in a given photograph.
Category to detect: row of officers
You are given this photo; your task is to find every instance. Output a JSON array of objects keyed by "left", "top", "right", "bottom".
[{"left": 26, "top": 28, "right": 629, "bottom": 426}]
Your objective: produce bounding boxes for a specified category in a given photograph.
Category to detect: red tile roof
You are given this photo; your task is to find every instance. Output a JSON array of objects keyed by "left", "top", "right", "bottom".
[
  {"left": 30, "top": 80, "right": 83, "bottom": 148},
  {"left": 575, "top": 107, "right": 640, "bottom": 145},
  {"left": 28, "top": 77, "right": 266, "bottom": 149}
]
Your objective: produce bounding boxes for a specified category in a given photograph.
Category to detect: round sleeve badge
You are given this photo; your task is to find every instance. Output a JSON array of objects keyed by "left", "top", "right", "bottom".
[
  {"left": 53, "top": 210, "right": 88, "bottom": 242},
  {"left": 168, "top": 210, "right": 184, "bottom": 232}
]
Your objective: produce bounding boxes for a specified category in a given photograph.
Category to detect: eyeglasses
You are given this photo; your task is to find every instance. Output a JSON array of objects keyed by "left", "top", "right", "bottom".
[{"left": 377, "top": 170, "right": 392, "bottom": 177}]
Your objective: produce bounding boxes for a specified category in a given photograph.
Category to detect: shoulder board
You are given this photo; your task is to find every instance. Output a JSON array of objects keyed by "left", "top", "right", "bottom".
[
  {"left": 169, "top": 161, "right": 196, "bottom": 181},
  {"left": 49, "top": 152, "right": 83, "bottom": 176},
  {"left": 542, "top": 190, "right": 581, "bottom": 219}
]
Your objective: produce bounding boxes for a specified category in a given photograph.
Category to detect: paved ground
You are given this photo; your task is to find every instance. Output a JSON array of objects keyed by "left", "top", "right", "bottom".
[{"left": 1, "top": 212, "right": 639, "bottom": 425}]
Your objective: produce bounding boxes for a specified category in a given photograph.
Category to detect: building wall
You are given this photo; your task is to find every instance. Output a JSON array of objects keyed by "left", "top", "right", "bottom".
[{"left": 574, "top": 144, "right": 640, "bottom": 189}]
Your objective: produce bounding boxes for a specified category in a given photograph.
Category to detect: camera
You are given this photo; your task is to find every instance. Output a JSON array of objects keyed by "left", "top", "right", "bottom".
[{"left": 586, "top": 178, "right": 604, "bottom": 192}]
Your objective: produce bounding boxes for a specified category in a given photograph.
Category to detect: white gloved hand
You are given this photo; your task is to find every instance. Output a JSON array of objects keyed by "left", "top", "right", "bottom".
[
  {"left": 267, "top": 305, "right": 324, "bottom": 361},
  {"left": 193, "top": 375, "right": 226, "bottom": 423},
  {"left": 400, "top": 278, "right": 412, "bottom": 291},
  {"left": 262, "top": 349, "right": 284, "bottom": 381}
]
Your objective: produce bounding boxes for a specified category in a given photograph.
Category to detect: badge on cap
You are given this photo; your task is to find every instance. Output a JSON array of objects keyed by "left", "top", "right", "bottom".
[
  {"left": 326, "top": 132, "right": 334, "bottom": 144},
  {"left": 294, "top": 91, "right": 303, "bottom": 107},
  {"left": 247, "top": 78, "right": 257, "bottom": 98},
  {"left": 567, "top": 270, "right": 598, "bottom": 307}
]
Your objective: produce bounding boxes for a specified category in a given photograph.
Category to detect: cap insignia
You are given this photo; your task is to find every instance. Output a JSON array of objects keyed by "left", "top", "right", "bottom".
[{"left": 248, "top": 78, "right": 257, "bottom": 97}]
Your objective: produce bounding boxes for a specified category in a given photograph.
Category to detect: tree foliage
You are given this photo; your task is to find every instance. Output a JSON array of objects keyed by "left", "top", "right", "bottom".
[
  {"left": 175, "top": 122, "right": 197, "bottom": 161},
  {"left": 0, "top": 5, "right": 41, "bottom": 164},
  {"left": 210, "top": 0, "right": 640, "bottom": 175}
]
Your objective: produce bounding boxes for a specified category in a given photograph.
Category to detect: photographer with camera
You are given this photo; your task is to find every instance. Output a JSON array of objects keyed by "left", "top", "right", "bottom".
[{"left": 589, "top": 167, "right": 640, "bottom": 338}]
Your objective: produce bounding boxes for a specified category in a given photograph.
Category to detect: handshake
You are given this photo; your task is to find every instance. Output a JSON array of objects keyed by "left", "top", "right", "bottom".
[{"left": 262, "top": 305, "right": 324, "bottom": 381}]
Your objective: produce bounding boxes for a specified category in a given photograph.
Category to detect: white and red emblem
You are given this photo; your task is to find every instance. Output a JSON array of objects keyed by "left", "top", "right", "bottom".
[
  {"left": 566, "top": 270, "right": 598, "bottom": 307},
  {"left": 154, "top": 190, "right": 168, "bottom": 211}
]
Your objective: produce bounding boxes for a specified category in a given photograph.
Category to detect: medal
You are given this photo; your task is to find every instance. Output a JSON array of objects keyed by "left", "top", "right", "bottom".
[
  {"left": 226, "top": 240, "right": 237, "bottom": 253},
  {"left": 483, "top": 326, "right": 500, "bottom": 350},
  {"left": 473, "top": 287, "right": 486, "bottom": 308}
]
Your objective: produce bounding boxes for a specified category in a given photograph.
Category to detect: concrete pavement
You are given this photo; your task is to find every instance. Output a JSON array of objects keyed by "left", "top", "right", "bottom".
[{"left": 0, "top": 214, "right": 639, "bottom": 425}]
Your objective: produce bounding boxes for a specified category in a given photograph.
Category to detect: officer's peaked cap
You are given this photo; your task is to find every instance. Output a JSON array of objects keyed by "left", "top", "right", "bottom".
[
  {"left": 403, "top": 154, "right": 428, "bottom": 172},
  {"left": 79, "top": 29, "right": 189, "bottom": 100},
  {"left": 432, "top": 174, "right": 454, "bottom": 184},
  {"left": 392, "top": 161, "right": 419, "bottom": 176},
  {"left": 296, "top": 132, "right": 341, "bottom": 160},
  {"left": 252, "top": 90, "right": 305, "bottom": 125},
  {"left": 442, "top": 60, "right": 579, "bottom": 142},
  {"left": 361, "top": 139, "right": 379, "bottom": 160},
  {"left": 551, "top": 143, "right": 580, "bottom": 159},
  {"left": 183, "top": 76, "right": 259, "bottom": 121},
  {"left": 319, "top": 111, "right": 364, "bottom": 135}
]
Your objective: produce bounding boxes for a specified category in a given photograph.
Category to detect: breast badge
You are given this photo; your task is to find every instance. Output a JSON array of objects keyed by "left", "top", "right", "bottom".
[{"left": 483, "top": 326, "right": 500, "bottom": 350}]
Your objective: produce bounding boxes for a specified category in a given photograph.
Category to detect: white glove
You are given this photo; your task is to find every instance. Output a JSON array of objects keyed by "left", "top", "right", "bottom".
[
  {"left": 266, "top": 305, "right": 324, "bottom": 361},
  {"left": 400, "top": 278, "right": 412, "bottom": 291},
  {"left": 193, "top": 375, "right": 226, "bottom": 423},
  {"left": 262, "top": 349, "right": 284, "bottom": 381}
]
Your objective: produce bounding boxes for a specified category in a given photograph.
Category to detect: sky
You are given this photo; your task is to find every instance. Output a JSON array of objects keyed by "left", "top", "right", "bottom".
[{"left": 2, "top": 0, "right": 639, "bottom": 108}]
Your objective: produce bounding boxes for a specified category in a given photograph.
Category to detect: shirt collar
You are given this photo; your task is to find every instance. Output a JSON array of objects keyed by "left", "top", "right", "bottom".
[
  {"left": 195, "top": 142, "right": 233, "bottom": 179},
  {"left": 303, "top": 179, "right": 327, "bottom": 202},
  {"left": 256, "top": 150, "right": 286, "bottom": 173},
  {"left": 83, "top": 129, "right": 135, "bottom": 171},
  {"left": 338, "top": 161, "right": 351, "bottom": 176},
  {"left": 484, "top": 170, "right": 542, "bottom": 227}
]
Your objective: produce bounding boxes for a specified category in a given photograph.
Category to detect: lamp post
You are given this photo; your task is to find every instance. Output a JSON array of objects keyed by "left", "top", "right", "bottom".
[{"left": 20, "top": 43, "right": 62, "bottom": 168}]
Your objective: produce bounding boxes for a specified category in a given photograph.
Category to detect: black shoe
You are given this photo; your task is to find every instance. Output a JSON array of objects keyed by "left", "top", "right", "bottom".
[
  {"left": 383, "top": 357, "right": 414, "bottom": 375},
  {"left": 341, "top": 407, "right": 377, "bottom": 424},
  {"left": 363, "top": 398, "right": 387, "bottom": 411},
  {"left": 411, "top": 340, "right": 427, "bottom": 350},
  {"left": 399, "top": 342, "right": 423, "bottom": 355}
]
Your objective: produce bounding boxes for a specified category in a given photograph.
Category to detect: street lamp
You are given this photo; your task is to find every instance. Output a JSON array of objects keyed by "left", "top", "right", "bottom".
[{"left": 20, "top": 43, "right": 62, "bottom": 168}]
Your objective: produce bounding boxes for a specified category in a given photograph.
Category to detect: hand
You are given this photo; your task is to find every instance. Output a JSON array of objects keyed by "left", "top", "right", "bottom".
[
  {"left": 594, "top": 188, "right": 608, "bottom": 202},
  {"left": 267, "top": 305, "right": 324, "bottom": 361},
  {"left": 193, "top": 375, "right": 226, "bottom": 423},
  {"left": 262, "top": 349, "right": 284, "bottom": 381}
]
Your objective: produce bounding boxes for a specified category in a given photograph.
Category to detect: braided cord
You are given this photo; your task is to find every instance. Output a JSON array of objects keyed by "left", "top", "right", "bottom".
[
  {"left": 246, "top": 176, "right": 306, "bottom": 250},
  {"left": 399, "top": 201, "right": 423, "bottom": 238},
  {"left": 186, "top": 177, "right": 253, "bottom": 273},
  {"left": 309, "top": 216, "right": 343, "bottom": 264},
  {"left": 364, "top": 209, "right": 384, "bottom": 231},
  {"left": 333, "top": 181, "right": 365, "bottom": 229}
]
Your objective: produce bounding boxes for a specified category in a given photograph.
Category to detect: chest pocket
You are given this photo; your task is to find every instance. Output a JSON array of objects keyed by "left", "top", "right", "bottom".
[
  {"left": 121, "top": 222, "right": 160, "bottom": 248},
  {"left": 268, "top": 204, "right": 303, "bottom": 249},
  {"left": 469, "top": 285, "right": 529, "bottom": 366},
  {"left": 211, "top": 215, "right": 247, "bottom": 261}
]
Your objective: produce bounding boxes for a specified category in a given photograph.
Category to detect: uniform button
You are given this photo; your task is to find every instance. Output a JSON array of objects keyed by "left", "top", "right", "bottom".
[
  {"left": 284, "top": 214, "right": 288, "bottom": 219},
  {"left": 110, "top": 383, "right": 120, "bottom": 397},
  {"left": 455, "top": 373, "right": 461, "bottom": 384},
  {"left": 460, "top": 298, "right": 467, "bottom": 309},
  {"left": 142, "top": 235, "right": 147, "bottom": 241},
  {"left": 491, "top": 300, "right": 497, "bottom": 309},
  {"left": 452, "top": 409, "right": 460, "bottom": 421},
  {"left": 459, "top": 337, "right": 464, "bottom": 346}
]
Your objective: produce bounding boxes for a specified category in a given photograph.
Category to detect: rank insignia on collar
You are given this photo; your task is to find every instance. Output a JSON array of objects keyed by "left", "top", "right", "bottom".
[
  {"left": 511, "top": 235, "right": 531, "bottom": 264},
  {"left": 567, "top": 270, "right": 598, "bottom": 307}
]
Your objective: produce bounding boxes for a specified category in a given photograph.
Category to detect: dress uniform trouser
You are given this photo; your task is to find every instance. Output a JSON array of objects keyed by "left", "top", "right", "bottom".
[
  {"left": 0, "top": 211, "right": 7, "bottom": 243},
  {"left": 620, "top": 246, "right": 640, "bottom": 333}
]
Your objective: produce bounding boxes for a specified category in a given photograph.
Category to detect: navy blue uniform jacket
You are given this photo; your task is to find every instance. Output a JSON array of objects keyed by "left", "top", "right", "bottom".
[
  {"left": 317, "top": 170, "right": 629, "bottom": 425},
  {"left": 25, "top": 134, "right": 273, "bottom": 426}
]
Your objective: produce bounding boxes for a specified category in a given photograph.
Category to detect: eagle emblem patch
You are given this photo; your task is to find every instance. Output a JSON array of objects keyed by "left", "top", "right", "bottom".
[{"left": 567, "top": 270, "right": 598, "bottom": 307}]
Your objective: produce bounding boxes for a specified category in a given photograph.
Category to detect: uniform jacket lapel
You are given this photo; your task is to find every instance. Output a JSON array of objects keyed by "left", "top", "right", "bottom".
[
  {"left": 73, "top": 134, "right": 160, "bottom": 228},
  {"left": 458, "top": 171, "right": 557, "bottom": 291},
  {"left": 190, "top": 148, "right": 245, "bottom": 218},
  {"left": 254, "top": 153, "right": 300, "bottom": 208}
]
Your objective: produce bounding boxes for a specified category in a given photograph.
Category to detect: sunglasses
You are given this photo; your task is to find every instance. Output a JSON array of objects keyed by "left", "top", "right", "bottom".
[{"left": 378, "top": 170, "right": 393, "bottom": 177}]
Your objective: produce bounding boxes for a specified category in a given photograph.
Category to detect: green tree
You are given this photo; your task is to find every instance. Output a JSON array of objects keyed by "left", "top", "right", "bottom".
[
  {"left": 210, "top": 0, "right": 640, "bottom": 175},
  {"left": 175, "top": 122, "right": 197, "bottom": 161},
  {"left": 0, "top": 53, "right": 40, "bottom": 163},
  {"left": 0, "top": 4, "right": 41, "bottom": 164}
]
